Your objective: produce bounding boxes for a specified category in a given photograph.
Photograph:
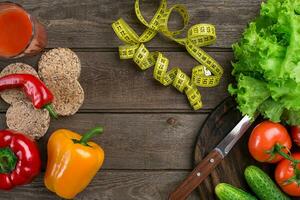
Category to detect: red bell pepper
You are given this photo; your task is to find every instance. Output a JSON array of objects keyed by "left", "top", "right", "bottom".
[
  {"left": 0, "top": 130, "right": 41, "bottom": 190},
  {"left": 0, "top": 74, "right": 57, "bottom": 118}
]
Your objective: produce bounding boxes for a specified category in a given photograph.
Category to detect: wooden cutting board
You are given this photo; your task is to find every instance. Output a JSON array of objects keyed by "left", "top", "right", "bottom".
[{"left": 194, "top": 97, "right": 272, "bottom": 199}]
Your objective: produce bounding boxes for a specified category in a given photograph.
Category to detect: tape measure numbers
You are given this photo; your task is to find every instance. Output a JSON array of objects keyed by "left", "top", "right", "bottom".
[{"left": 112, "top": 0, "right": 223, "bottom": 110}]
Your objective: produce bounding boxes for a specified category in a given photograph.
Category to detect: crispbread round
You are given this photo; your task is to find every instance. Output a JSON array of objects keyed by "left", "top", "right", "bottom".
[
  {"left": 38, "top": 48, "right": 81, "bottom": 80},
  {"left": 6, "top": 101, "right": 50, "bottom": 139},
  {"left": 0, "top": 63, "right": 39, "bottom": 104},
  {"left": 43, "top": 75, "right": 84, "bottom": 116}
]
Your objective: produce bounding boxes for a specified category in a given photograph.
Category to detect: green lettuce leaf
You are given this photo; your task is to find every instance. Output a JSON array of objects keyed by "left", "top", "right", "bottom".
[
  {"left": 230, "top": 0, "right": 300, "bottom": 125},
  {"left": 229, "top": 75, "right": 270, "bottom": 118},
  {"left": 282, "top": 109, "right": 300, "bottom": 125},
  {"left": 258, "top": 98, "right": 284, "bottom": 122}
]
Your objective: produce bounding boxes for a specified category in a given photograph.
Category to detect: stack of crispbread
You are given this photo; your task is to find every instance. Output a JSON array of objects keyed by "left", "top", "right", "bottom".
[{"left": 1, "top": 48, "right": 84, "bottom": 139}]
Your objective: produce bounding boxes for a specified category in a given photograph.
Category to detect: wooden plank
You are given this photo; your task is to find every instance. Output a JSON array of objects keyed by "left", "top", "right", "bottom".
[
  {"left": 36, "top": 113, "right": 207, "bottom": 170},
  {"left": 14, "top": 0, "right": 261, "bottom": 48},
  {"left": 0, "top": 51, "right": 233, "bottom": 111},
  {"left": 0, "top": 171, "right": 200, "bottom": 200},
  {"left": 0, "top": 112, "right": 206, "bottom": 170},
  {"left": 0, "top": 113, "right": 205, "bottom": 198}
]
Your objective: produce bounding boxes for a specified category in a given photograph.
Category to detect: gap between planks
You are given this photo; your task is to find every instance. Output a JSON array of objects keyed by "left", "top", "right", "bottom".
[
  {"left": 0, "top": 109, "right": 213, "bottom": 114},
  {"left": 43, "top": 47, "right": 233, "bottom": 53}
]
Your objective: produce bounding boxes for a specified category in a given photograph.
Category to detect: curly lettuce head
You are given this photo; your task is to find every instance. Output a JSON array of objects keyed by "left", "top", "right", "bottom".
[{"left": 230, "top": 0, "right": 300, "bottom": 125}]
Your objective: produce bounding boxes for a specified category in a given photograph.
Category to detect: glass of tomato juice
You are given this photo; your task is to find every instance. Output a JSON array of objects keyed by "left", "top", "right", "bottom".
[{"left": 0, "top": 2, "right": 47, "bottom": 59}]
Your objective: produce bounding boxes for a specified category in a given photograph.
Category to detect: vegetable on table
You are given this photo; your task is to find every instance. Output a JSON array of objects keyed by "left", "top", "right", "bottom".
[
  {"left": 275, "top": 152, "right": 300, "bottom": 196},
  {"left": 248, "top": 121, "right": 292, "bottom": 163},
  {"left": 215, "top": 183, "right": 257, "bottom": 200},
  {"left": 0, "top": 74, "right": 57, "bottom": 118},
  {"left": 245, "top": 165, "right": 290, "bottom": 200},
  {"left": 0, "top": 130, "right": 41, "bottom": 190},
  {"left": 229, "top": 0, "right": 300, "bottom": 125},
  {"left": 44, "top": 127, "right": 105, "bottom": 199}
]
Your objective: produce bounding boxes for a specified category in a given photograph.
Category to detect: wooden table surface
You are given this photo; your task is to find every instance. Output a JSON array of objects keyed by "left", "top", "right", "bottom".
[{"left": 0, "top": 0, "right": 261, "bottom": 199}]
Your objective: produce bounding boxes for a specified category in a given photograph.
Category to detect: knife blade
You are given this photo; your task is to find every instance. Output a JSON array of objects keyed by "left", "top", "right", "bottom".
[{"left": 168, "top": 114, "right": 257, "bottom": 200}]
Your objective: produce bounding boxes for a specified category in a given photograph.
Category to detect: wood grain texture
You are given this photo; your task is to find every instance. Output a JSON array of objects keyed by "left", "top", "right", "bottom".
[
  {"left": 37, "top": 113, "right": 206, "bottom": 170},
  {"left": 10, "top": 0, "right": 261, "bottom": 48},
  {"left": 0, "top": 171, "right": 200, "bottom": 200},
  {"left": 0, "top": 0, "right": 259, "bottom": 199},
  {"left": 0, "top": 51, "right": 233, "bottom": 111},
  {"left": 0, "top": 112, "right": 207, "bottom": 199}
]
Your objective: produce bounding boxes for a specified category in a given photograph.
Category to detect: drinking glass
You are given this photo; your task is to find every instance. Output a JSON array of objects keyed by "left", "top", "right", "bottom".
[{"left": 0, "top": 2, "right": 47, "bottom": 59}]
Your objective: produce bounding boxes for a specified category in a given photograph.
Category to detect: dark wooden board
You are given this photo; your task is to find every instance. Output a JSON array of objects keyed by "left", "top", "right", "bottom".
[
  {"left": 194, "top": 97, "right": 268, "bottom": 199},
  {"left": 41, "top": 113, "right": 207, "bottom": 170},
  {"left": 0, "top": 111, "right": 206, "bottom": 199},
  {"left": 0, "top": 171, "right": 200, "bottom": 200},
  {"left": 10, "top": 0, "right": 261, "bottom": 48},
  {"left": 0, "top": 113, "right": 206, "bottom": 170},
  {"left": 0, "top": 51, "right": 233, "bottom": 111},
  {"left": 0, "top": 0, "right": 264, "bottom": 199}
]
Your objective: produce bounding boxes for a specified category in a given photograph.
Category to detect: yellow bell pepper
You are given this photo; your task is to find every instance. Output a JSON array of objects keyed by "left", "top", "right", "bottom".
[{"left": 44, "top": 127, "right": 105, "bottom": 199}]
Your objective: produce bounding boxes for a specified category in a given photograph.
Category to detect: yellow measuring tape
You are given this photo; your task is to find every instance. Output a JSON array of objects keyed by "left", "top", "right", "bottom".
[{"left": 112, "top": 0, "right": 223, "bottom": 110}]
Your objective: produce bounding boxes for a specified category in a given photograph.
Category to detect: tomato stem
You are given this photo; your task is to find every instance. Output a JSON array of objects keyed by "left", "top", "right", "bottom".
[
  {"left": 274, "top": 144, "right": 300, "bottom": 163},
  {"left": 274, "top": 144, "right": 293, "bottom": 162},
  {"left": 273, "top": 143, "right": 300, "bottom": 186}
]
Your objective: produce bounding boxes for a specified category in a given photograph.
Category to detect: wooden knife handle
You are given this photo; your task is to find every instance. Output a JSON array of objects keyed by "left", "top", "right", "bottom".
[{"left": 168, "top": 149, "right": 223, "bottom": 200}]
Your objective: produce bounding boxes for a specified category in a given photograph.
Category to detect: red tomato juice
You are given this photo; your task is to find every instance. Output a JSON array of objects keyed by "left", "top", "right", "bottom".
[{"left": 0, "top": 7, "right": 32, "bottom": 58}]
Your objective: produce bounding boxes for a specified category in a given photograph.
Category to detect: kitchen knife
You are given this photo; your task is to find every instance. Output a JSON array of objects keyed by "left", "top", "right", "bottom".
[{"left": 168, "top": 114, "right": 257, "bottom": 200}]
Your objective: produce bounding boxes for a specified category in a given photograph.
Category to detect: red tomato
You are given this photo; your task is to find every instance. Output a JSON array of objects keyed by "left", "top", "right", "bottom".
[
  {"left": 291, "top": 126, "right": 300, "bottom": 147},
  {"left": 275, "top": 153, "right": 300, "bottom": 196},
  {"left": 248, "top": 121, "right": 292, "bottom": 163}
]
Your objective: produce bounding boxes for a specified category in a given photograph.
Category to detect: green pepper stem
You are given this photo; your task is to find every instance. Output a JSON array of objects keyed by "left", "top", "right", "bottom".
[
  {"left": 44, "top": 104, "right": 58, "bottom": 119},
  {"left": 79, "top": 127, "right": 104, "bottom": 146},
  {"left": 0, "top": 148, "right": 17, "bottom": 174}
]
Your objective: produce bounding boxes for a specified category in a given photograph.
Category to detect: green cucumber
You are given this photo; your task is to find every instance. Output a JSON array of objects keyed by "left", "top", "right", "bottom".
[
  {"left": 244, "top": 165, "right": 290, "bottom": 200},
  {"left": 215, "top": 183, "right": 257, "bottom": 200}
]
